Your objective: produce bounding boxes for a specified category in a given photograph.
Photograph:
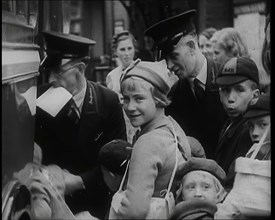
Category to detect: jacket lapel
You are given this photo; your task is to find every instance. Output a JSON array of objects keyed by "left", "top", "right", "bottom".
[{"left": 77, "top": 81, "right": 103, "bottom": 145}]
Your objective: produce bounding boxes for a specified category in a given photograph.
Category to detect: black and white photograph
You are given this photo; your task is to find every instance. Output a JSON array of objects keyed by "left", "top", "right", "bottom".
[{"left": 2, "top": 0, "right": 271, "bottom": 219}]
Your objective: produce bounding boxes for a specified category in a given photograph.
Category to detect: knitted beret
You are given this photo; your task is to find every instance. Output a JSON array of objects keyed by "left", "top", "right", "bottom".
[
  {"left": 176, "top": 157, "right": 226, "bottom": 184},
  {"left": 121, "top": 59, "right": 170, "bottom": 95}
]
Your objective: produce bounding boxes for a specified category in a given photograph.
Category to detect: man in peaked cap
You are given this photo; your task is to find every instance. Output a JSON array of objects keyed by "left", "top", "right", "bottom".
[
  {"left": 34, "top": 31, "right": 127, "bottom": 217},
  {"left": 145, "top": 10, "right": 227, "bottom": 160}
]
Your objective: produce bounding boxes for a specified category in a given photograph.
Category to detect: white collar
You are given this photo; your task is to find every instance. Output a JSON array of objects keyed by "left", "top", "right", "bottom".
[
  {"left": 73, "top": 82, "right": 87, "bottom": 112},
  {"left": 196, "top": 57, "right": 207, "bottom": 85}
]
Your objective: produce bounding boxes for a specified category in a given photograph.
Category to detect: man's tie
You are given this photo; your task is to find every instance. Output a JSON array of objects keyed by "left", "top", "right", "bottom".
[
  {"left": 194, "top": 78, "right": 204, "bottom": 103},
  {"left": 68, "top": 100, "right": 80, "bottom": 124}
]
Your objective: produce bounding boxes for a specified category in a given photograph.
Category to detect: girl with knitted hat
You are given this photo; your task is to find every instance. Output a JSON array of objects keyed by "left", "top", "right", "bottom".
[{"left": 109, "top": 59, "right": 191, "bottom": 219}]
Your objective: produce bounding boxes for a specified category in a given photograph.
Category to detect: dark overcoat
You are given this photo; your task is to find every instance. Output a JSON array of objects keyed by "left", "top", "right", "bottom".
[
  {"left": 35, "top": 80, "right": 126, "bottom": 214},
  {"left": 165, "top": 58, "right": 227, "bottom": 159},
  {"left": 215, "top": 117, "right": 252, "bottom": 175}
]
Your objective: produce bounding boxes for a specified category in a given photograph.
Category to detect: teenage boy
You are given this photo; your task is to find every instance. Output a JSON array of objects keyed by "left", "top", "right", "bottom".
[{"left": 214, "top": 57, "right": 260, "bottom": 175}]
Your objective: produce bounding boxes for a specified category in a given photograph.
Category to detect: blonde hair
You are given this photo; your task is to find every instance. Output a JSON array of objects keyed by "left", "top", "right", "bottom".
[
  {"left": 121, "top": 77, "right": 171, "bottom": 108},
  {"left": 216, "top": 28, "right": 249, "bottom": 58}
]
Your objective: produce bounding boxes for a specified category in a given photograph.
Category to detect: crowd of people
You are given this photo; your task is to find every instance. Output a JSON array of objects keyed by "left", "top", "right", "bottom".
[{"left": 13, "top": 7, "right": 270, "bottom": 220}]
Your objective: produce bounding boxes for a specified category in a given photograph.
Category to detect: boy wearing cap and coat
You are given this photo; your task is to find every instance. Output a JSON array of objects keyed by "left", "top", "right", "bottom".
[
  {"left": 145, "top": 10, "right": 227, "bottom": 160},
  {"left": 109, "top": 59, "right": 191, "bottom": 219},
  {"left": 35, "top": 31, "right": 127, "bottom": 215},
  {"left": 244, "top": 92, "right": 270, "bottom": 160},
  {"left": 214, "top": 57, "right": 260, "bottom": 180}
]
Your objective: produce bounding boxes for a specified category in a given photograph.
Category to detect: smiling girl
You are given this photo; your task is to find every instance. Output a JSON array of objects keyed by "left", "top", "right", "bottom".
[{"left": 112, "top": 59, "right": 191, "bottom": 219}]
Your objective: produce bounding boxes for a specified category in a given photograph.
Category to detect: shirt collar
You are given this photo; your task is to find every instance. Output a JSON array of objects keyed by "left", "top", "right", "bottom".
[
  {"left": 196, "top": 56, "right": 207, "bottom": 86},
  {"left": 73, "top": 82, "right": 87, "bottom": 111}
]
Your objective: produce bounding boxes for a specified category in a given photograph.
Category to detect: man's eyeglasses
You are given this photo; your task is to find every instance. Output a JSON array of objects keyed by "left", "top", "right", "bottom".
[{"left": 52, "top": 64, "right": 76, "bottom": 78}]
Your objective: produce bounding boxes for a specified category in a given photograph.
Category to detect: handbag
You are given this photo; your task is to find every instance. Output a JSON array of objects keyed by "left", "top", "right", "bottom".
[
  {"left": 217, "top": 126, "right": 271, "bottom": 218},
  {"left": 108, "top": 124, "right": 179, "bottom": 219}
]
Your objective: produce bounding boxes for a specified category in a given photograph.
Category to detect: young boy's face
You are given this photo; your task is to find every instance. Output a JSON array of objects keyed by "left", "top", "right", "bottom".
[
  {"left": 219, "top": 80, "right": 258, "bottom": 118},
  {"left": 122, "top": 78, "right": 159, "bottom": 129},
  {"left": 247, "top": 115, "right": 270, "bottom": 143},
  {"left": 181, "top": 171, "right": 218, "bottom": 203}
]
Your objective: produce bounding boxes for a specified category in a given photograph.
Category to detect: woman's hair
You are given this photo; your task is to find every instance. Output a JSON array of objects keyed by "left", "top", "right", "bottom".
[
  {"left": 120, "top": 77, "right": 171, "bottom": 108},
  {"left": 216, "top": 27, "right": 249, "bottom": 58},
  {"left": 112, "top": 30, "right": 137, "bottom": 56},
  {"left": 200, "top": 27, "right": 217, "bottom": 40}
]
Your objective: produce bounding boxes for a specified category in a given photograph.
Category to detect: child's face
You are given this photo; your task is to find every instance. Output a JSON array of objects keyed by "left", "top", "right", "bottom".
[
  {"left": 181, "top": 171, "right": 218, "bottom": 203},
  {"left": 122, "top": 78, "right": 159, "bottom": 129},
  {"left": 219, "top": 80, "right": 257, "bottom": 118},
  {"left": 247, "top": 115, "right": 270, "bottom": 143}
]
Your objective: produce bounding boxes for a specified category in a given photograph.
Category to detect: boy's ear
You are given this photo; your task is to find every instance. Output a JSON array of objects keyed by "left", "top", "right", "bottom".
[{"left": 249, "top": 89, "right": 260, "bottom": 105}]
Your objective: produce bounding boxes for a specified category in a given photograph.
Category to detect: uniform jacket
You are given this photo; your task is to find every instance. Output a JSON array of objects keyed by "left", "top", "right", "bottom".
[
  {"left": 116, "top": 115, "right": 191, "bottom": 219},
  {"left": 214, "top": 116, "right": 252, "bottom": 175},
  {"left": 35, "top": 80, "right": 126, "bottom": 213},
  {"left": 165, "top": 58, "right": 227, "bottom": 159}
]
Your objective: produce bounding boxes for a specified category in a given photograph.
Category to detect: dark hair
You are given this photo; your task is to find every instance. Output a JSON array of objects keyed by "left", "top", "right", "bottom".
[{"left": 98, "top": 139, "right": 132, "bottom": 175}]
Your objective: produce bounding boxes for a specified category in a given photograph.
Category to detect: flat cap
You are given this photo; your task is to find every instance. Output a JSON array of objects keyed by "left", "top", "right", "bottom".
[
  {"left": 243, "top": 92, "right": 270, "bottom": 119},
  {"left": 144, "top": 10, "right": 196, "bottom": 54},
  {"left": 176, "top": 158, "right": 226, "bottom": 184},
  {"left": 98, "top": 139, "right": 132, "bottom": 175},
  {"left": 216, "top": 57, "right": 259, "bottom": 86},
  {"left": 40, "top": 31, "right": 96, "bottom": 71},
  {"left": 169, "top": 198, "right": 217, "bottom": 220},
  {"left": 121, "top": 59, "right": 170, "bottom": 95}
]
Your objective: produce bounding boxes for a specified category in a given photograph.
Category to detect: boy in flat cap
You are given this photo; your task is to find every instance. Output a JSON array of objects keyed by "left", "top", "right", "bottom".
[
  {"left": 34, "top": 31, "right": 127, "bottom": 216},
  {"left": 75, "top": 139, "right": 132, "bottom": 219},
  {"left": 170, "top": 158, "right": 227, "bottom": 219},
  {"left": 214, "top": 57, "right": 260, "bottom": 185},
  {"left": 109, "top": 59, "right": 191, "bottom": 219},
  {"left": 145, "top": 10, "right": 227, "bottom": 160},
  {"left": 244, "top": 92, "right": 270, "bottom": 160}
]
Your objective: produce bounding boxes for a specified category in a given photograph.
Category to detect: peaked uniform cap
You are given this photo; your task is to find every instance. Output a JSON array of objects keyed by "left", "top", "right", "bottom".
[
  {"left": 176, "top": 157, "right": 226, "bottom": 184},
  {"left": 216, "top": 57, "right": 259, "bottom": 86},
  {"left": 243, "top": 93, "right": 270, "bottom": 118},
  {"left": 144, "top": 10, "right": 196, "bottom": 53},
  {"left": 121, "top": 59, "right": 171, "bottom": 95},
  {"left": 40, "top": 31, "right": 96, "bottom": 71}
]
